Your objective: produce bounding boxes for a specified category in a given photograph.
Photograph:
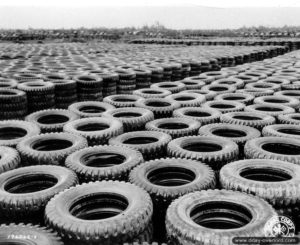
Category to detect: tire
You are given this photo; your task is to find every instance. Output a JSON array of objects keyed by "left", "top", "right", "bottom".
[
  {"left": 165, "top": 92, "right": 205, "bottom": 107},
  {"left": 245, "top": 103, "right": 295, "bottom": 117},
  {"left": 245, "top": 82, "right": 281, "bottom": 92},
  {"left": 202, "top": 100, "right": 245, "bottom": 114},
  {"left": 271, "top": 75, "right": 298, "bottom": 82},
  {"left": 75, "top": 74, "right": 103, "bottom": 102},
  {"left": 45, "top": 181, "right": 153, "bottom": 245},
  {"left": 0, "top": 223, "right": 63, "bottom": 245},
  {"left": 201, "top": 71, "right": 228, "bottom": 80},
  {"left": 68, "top": 101, "right": 115, "bottom": 118},
  {"left": 150, "top": 81, "right": 185, "bottom": 93},
  {"left": 237, "top": 88, "right": 274, "bottom": 97},
  {"left": 262, "top": 124, "right": 300, "bottom": 139},
  {"left": 253, "top": 95, "right": 300, "bottom": 109},
  {"left": 26, "top": 109, "right": 79, "bottom": 133},
  {"left": 63, "top": 117, "right": 123, "bottom": 146},
  {"left": 65, "top": 145, "right": 144, "bottom": 182},
  {"left": 198, "top": 123, "right": 260, "bottom": 156},
  {"left": 173, "top": 107, "right": 221, "bottom": 125},
  {"left": 109, "top": 131, "right": 172, "bottom": 161},
  {"left": 0, "top": 89, "right": 27, "bottom": 119},
  {"left": 220, "top": 111, "right": 276, "bottom": 131},
  {"left": 166, "top": 189, "right": 276, "bottom": 245},
  {"left": 181, "top": 78, "right": 205, "bottom": 89},
  {"left": 231, "top": 74, "right": 259, "bottom": 84},
  {"left": 201, "top": 84, "right": 236, "bottom": 95},
  {"left": 215, "top": 92, "right": 254, "bottom": 105},
  {"left": 102, "top": 107, "right": 154, "bottom": 132},
  {"left": 145, "top": 117, "right": 201, "bottom": 138},
  {"left": 220, "top": 159, "right": 300, "bottom": 207},
  {"left": 17, "top": 132, "right": 88, "bottom": 165},
  {"left": 245, "top": 136, "right": 300, "bottom": 165},
  {"left": 260, "top": 77, "right": 290, "bottom": 86},
  {"left": 0, "top": 120, "right": 40, "bottom": 147},
  {"left": 167, "top": 136, "right": 239, "bottom": 171},
  {"left": 183, "top": 89, "right": 217, "bottom": 100},
  {"left": 129, "top": 158, "right": 216, "bottom": 242},
  {"left": 133, "top": 88, "right": 171, "bottom": 98},
  {"left": 240, "top": 71, "right": 268, "bottom": 79},
  {"left": 183, "top": 75, "right": 214, "bottom": 84},
  {"left": 104, "top": 94, "right": 143, "bottom": 108},
  {"left": 275, "top": 90, "right": 300, "bottom": 100},
  {"left": 211, "top": 77, "right": 244, "bottom": 89},
  {"left": 51, "top": 80, "right": 77, "bottom": 108},
  {"left": 0, "top": 165, "right": 78, "bottom": 223},
  {"left": 278, "top": 113, "right": 300, "bottom": 125},
  {"left": 135, "top": 98, "right": 180, "bottom": 119}
]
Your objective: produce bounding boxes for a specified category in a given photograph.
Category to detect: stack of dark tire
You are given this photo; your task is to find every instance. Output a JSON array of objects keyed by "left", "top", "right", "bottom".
[
  {"left": 75, "top": 74, "right": 103, "bottom": 101},
  {"left": 115, "top": 69, "right": 136, "bottom": 94}
]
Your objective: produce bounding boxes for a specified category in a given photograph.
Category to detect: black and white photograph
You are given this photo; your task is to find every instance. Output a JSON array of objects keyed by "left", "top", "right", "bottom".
[{"left": 0, "top": 0, "right": 300, "bottom": 244}]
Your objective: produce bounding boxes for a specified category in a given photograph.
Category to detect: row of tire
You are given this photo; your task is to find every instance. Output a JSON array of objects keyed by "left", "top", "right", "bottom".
[{"left": 1, "top": 47, "right": 300, "bottom": 244}]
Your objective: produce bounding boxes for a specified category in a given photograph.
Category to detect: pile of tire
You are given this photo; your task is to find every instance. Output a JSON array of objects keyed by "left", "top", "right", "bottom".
[{"left": 1, "top": 43, "right": 300, "bottom": 245}]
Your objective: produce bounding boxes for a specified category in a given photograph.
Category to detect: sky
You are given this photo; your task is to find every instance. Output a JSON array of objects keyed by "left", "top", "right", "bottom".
[{"left": 0, "top": 0, "right": 300, "bottom": 29}]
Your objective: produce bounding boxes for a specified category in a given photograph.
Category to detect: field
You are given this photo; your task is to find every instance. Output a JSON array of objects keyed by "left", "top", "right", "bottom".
[{"left": 0, "top": 38, "right": 300, "bottom": 245}]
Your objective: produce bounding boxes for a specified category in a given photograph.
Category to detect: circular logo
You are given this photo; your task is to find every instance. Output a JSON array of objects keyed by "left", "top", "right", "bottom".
[{"left": 264, "top": 215, "right": 295, "bottom": 237}]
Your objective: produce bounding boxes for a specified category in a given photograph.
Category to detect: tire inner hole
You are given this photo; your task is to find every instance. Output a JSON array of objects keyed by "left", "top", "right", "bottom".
[
  {"left": 183, "top": 142, "right": 222, "bottom": 152},
  {"left": 185, "top": 111, "right": 211, "bottom": 117},
  {"left": 79, "top": 106, "right": 105, "bottom": 113},
  {"left": 232, "top": 115, "right": 262, "bottom": 121},
  {"left": 77, "top": 123, "right": 109, "bottom": 131},
  {"left": 224, "top": 96, "right": 245, "bottom": 101},
  {"left": 0, "top": 127, "right": 27, "bottom": 140},
  {"left": 4, "top": 174, "right": 58, "bottom": 194},
  {"left": 255, "top": 107, "right": 282, "bottom": 112},
  {"left": 158, "top": 122, "right": 189, "bottom": 130},
  {"left": 82, "top": 152, "right": 126, "bottom": 167},
  {"left": 174, "top": 96, "right": 195, "bottom": 101},
  {"left": 262, "top": 143, "right": 300, "bottom": 155},
  {"left": 277, "top": 128, "right": 300, "bottom": 135},
  {"left": 37, "top": 115, "right": 69, "bottom": 124},
  {"left": 69, "top": 193, "right": 128, "bottom": 220},
  {"left": 264, "top": 99, "right": 288, "bottom": 103},
  {"left": 211, "top": 104, "right": 235, "bottom": 109},
  {"left": 190, "top": 201, "right": 252, "bottom": 229},
  {"left": 146, "top": 101, "right": 170, "bottom": 107},
  {"left": 123, "top": 137, "right": 158, "bottom": 145},
  {"left": 32, "top": 139, "right": 73, "bottom": 151},
  {"left": 147, "top": 167, "right": 196, "bottom": 186},
  {"left": 113, "top": 112, "right": 142, "bottom": 118},
  {"left": 240, "top": 167, "right": 292, "bottom": 182},
  {"left": 210, "top": 87, "right": 227, "bottom": 91},
  {"left": 212, "top": 129, "right": 247, "bottom": 138}
]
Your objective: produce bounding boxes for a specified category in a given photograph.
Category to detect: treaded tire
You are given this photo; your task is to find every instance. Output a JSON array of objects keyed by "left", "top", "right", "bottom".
[
  {"left": 145, "top": 117, "right": 200, "bottom": 139},
  {"left": 135, "top": 98, "right": 180, "bottom": 119},
  {"left": 166, "top": 189, "right": 276, "bottom": 245},
  {"left": 262, "top": 124, "right": 300, "bottom": 139},
  {"left": 129, "top": 158, "right": 216, "bottom": 242},
  {"left": 220, "top": 111, "right": 276, "bottom": 131},
  {"left": 65, "top": 145, "right": 144, "bottom": 182},
  {"left": 198, "top": 123, "right": 260, "bottom": 156},
  {"left": 202, "top": 101, "right": 245, "bottom": 114},
  {"left": 45, "top": 181, "right": 153, "bottom": 245},
  {"left": 68, "top": 101, "right": 115, "bottom": 118},
  {"left": 0, "top": 165, "right": 78, "bottom": 223},
  {"left": 104, "top": 94, "right": 143, "bottom": 108},
  {"left": 253, "top": 95, "right": 300, "bottom": 109},
  {"left": 278, "top": 113, "right": 300, "bottom": 125},
  {"left": 183, "top": 89, "right": 216, "bottom": 100},
  {"left": 133, "top": 88, "right": 171, "bottom": 98},
  {"left": 63, "top": 117, "right": 123, "bottom": 146},
  {"left": 0, "top": 120, "right": 40, "bottom": 147},
  {"left": 0, "top": 223, "right": 63, "bottom": 245},
  {"left": 102, "top": 107, "right": 154, "bottom": 132},
  {"left": 26, "top": 109, "right": 79, "bottom": 133},
  {"left": 275, "top": 90, "right": 300, "bottom": 100},
  {"left": 220, "top": 159, "right": 300, "bottom": 207},
  {"left": 167, "top": 136, "right": 239, "bottom": 171},
  {"left": 109, "top": 131, "right": 172, "bottom": 161},
  {"left": 150, "top": 81, "right": 185, "bottom": 93},
  {"left": 17, "top": 132, "right": 88, "bottom": 165},
  {"left": 245, "top": 82, "right": 281, "bottom": 92},
  {"left": 245, "top": 136, "right": 300, "bottom": 165},
  {"left": 0, "top": 146, "right": 20, "bottom": 174},
  {"left": 180, "top": 78, "right": 205, "bottom": 89},
  {"left": 165, "top": 92, "right": 205, "bottom": 107},
  {"left": 173, "top": 107, "right": 221, "bottom": 125},
  {"left": 215, "top": 92, "right": 254, "bottom": 105},
  {"left": 201, "top": 84, "right": 236, "bottom": 95},
  {"left": 245, "top": 103, "right": 295, "bottom": 117},
  {"left": 211, "top": 78, "right": 244, "bottom": 89}
]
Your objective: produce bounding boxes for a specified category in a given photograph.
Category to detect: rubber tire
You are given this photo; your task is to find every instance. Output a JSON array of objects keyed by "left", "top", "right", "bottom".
[
  {"left": 26, "top": 109, "right": 79, "bottom": 133},
  {"left": 135, "top": 98, "right": 180, "bottom": 119},
  {"left": 237, "top": 88, "right": 274, "bottom": 97},
  {"left": 211, "top": 78, "right": 244, "bottom": 89},
  {"left": 102, "top": 107, "right": 154, "bottom": 132},
  {"left": 0, "top": 120, "right": 40, "bottom": 147},
  {"left": 167, "top": 136, "right": 239, "bottom": 171},
  {"left": 183, "top": 89, "right": 217, "bottom": 100},
  {"left": 65, "top": 145, "right": 144, "bottom": 182},
  {"left": 262, "top": 124, "right": 300, "bottom": 139},
  {"left": 45, "top": 181, "right": 153, "bottom": 245},
  {"left": 63, "top": 117, "right": 123, "bottom": 146},
  {"left": 220, "top": 111, "right": 276, "bottom": 131},
  {"left": 202, "top": 101, "right": 245, "bottom": 114},
  {"left": 109, "top": 131, "right": 172, "bottom": 161},
  {"left": 133, "top": 88, "right": 171, "bottom": 98},
  {"left": 253, "top": 95, "right": 300, "bottom": 109},
  {"left": 0, "top": 165, "right": 78, "bottom": 223},
  {"left": 215, "top": 92, "right": 254, "bottom": 105},
  {"left": 104, "top": 94, "right": 143, "bottom": 108},
  {"left": 278, "top": 113, "right": 300, "bottom": 125},
  {"left": 166, "top": 189, "right": 276, "bottom": 245},
  {"left": 150, "top": 81, "right": 185, "bottom": 94},
  {"left": 0, "top": 146, "right": 20, "bottom": 174},
  {"left": 68, "top": 101, "right": 115, "bottom": 118},
  {"left": 17, "top": 132, "right": 88, "bottom": 165},
  {"left": 245, "top": 136, "right": 300, "bottom": 165},
  {"left": 0, "top": 223, "right": 63, "bottom": 245},
  {"left": 145, "top": 117, "right": 200, "bottom": 139},
  {"left": 275, "top": 90, "right": 300, "bottom": 100},
  {"left": 165, "top": 92, "right": 205, "bottom": 107},
  {"left": 201, "top": 84, "right": 236, "bottom": 95},
  {"left": 245, "top": 103, "right": 295, "bottom": 117},
  {"left": 245, "top": 82, "right": 280, "bottom": 92},
  {"left": 220, "top": 159, "right": 300, "bottom": 207}
]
